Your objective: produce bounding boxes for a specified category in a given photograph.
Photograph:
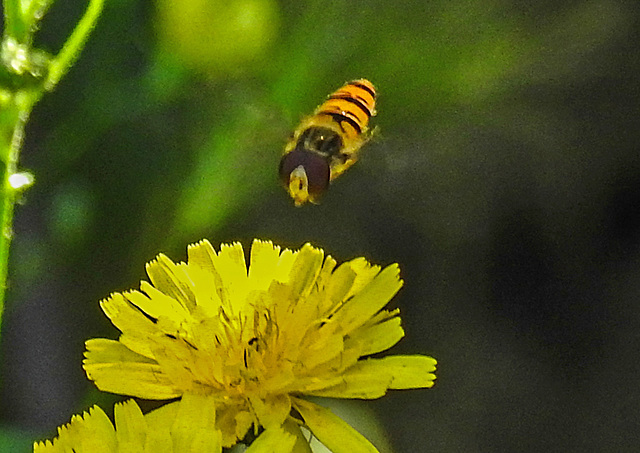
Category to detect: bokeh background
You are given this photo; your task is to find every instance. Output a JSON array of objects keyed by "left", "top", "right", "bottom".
[{"left": 2, "top": 0, "right": 640, "bottom": 451}]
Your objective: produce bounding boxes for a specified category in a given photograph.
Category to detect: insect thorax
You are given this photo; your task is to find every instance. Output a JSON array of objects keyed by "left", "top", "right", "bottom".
[{"left": 295, "top": 126, "right": 344, "bottom": 158}]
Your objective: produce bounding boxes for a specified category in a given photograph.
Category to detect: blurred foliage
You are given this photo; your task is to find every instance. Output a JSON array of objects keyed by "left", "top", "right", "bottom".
[
  {"left": 1, "top": 0, "right": 640, "bottom": 451},
  {"left": 155, "top": 0, "right": 280, "bottom": 75}
]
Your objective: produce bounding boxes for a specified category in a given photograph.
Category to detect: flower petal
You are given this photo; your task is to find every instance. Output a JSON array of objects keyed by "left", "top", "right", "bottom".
[
  {"left": 33, "top": 406, "right": 116, "bottom": 453},
  {"left": 343, "top": 258, "right": 382, "bottom": 301},
  {"left": 244, "top": 426, "right": 297, "bottom": 453},
  {"left": 186, "top": 239, "right": 217, "bottom": 270},
  {"left": 135, "top": 283, "right": 191, "bottom": 324},
  {"left": 249, "top": 393, "right": 291, "bottom": 429},
  {"left": 282, "top": 418, "right": 313, "bottom": 453},
  {"left": 143, "top": 432, "right": 172, "bottom": 453},
  {"left": 343, "top": 311, "right": 404, "bottom": 356},
  {"left": 370, "top": 355, "right": 437, "bottom": 389},
  {"left": 248, "top": 239, "right": 285, "bottom": 290},
  {"left": 286, "top": 243, "right": 324, "bottom": 300},
  {"left": 186, "top": 239, "right": 226, "bottom": 314},
  {"left": 146, "top": 254, "right": 196, "bottom": 311},
  {"left": 298, "top": 328, "right": 347, "bottom": 371},
  {"left": 331, "top": 264, "right": 403, "bottom": 335},
  {"left": 321, "top": 258, "right": 382, "bottom": 316},
  {"left": 212, "top": 242, "right": 249, "bottom": 308},
  {"left": 100, "top": 292, "right": 154, "bottom": 331},
  {"left": 215, "top": 405, "right": 254, "bottom": 447},
  {"left": 308, "top": 355, "right": 437, "bottom": 398},
  {"left": 143, "top": 401, "right": 179, "bottom": 436},
  {"left": 293, "top": 398, "right": 380, "bottom": 453},
  {"left": 314, "top": 254, "right": 338, "bottom": 293},
  {"left": 171, "top": 393, "right": 222, "bottom": 453},
  {"left": 84, "top": 339, "right": 181, "bottom": 399},
  {"left": 303, "top": 371, "right": 391, "bottom": 399},
  {"left": 321, "top": 261, "right": 358, "bottom": 312},
  {"left": 114, "top": 400, "right": 146, "bottom": 451},
  {"left": 99, "top": 292, "right": 163, "bottom": 359}
]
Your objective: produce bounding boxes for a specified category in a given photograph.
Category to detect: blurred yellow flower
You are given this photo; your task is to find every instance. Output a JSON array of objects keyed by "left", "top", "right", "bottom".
[{"left": 83, "top": 239, "right": 436, "bottom": 452}]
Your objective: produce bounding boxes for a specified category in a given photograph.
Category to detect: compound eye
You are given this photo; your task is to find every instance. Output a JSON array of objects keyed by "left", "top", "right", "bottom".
[{"left": 279, "top": 150, "right": 330, "bottom": 205}]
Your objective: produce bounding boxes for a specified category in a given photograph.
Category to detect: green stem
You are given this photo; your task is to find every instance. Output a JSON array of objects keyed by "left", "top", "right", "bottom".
[
  {"left": 0, "top": 93, "right": 34, "bottom": 334},
  {"left": 45, "top": 0, "right": 105, "bottom": 91},
  {"left": 23, "top": 0, "right": 56, "bottom": 31},
  {"left": 2, "top": 0, "right": 28, "bottom": 43}
]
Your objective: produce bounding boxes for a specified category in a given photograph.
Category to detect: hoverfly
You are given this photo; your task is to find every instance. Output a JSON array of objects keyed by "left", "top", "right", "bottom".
[{"left": 279, "top": 79, "right": 377, "bottom": 206}]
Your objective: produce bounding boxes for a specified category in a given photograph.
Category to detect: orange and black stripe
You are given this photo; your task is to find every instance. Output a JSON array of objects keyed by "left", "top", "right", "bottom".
[{"left": 313, "top": 79, "right": 376, "bottom": 140}]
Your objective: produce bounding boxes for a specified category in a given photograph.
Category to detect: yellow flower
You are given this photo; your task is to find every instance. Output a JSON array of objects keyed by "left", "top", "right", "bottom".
[
  {"left": 34, "top": 394, "right": 291, "bottom": 453},
  {"left": 83, "top": 239, "right": 437, "bottom": 452}
]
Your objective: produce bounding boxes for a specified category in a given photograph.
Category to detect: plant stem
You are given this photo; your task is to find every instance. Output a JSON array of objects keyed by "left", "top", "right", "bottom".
[
  {"left": 2, "top": 0, "right": 28, "bottom": 43},
  {"left": 0, "top": 93, "right": 34, "bottom": 334},
  {"left": 0, "top": 0, "right": 105, "bottom": 332},
  {"left": 46, "top": 0, "right": 105, "bottom": 91}
]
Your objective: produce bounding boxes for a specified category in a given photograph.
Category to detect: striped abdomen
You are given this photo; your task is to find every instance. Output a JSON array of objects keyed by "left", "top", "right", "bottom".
[{"left": 314, "top": 79, "right": 376, "bottom": 143}]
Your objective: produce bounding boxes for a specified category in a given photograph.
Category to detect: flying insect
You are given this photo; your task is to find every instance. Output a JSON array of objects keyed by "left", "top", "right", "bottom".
[{"left": 279, "top": 79, "right": 377, "bottom": 206}]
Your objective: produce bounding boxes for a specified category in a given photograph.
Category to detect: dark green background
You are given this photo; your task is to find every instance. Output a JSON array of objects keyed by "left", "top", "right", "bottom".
[{"left": 2, "top": 0, "right": 640, "bottom": 451}]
